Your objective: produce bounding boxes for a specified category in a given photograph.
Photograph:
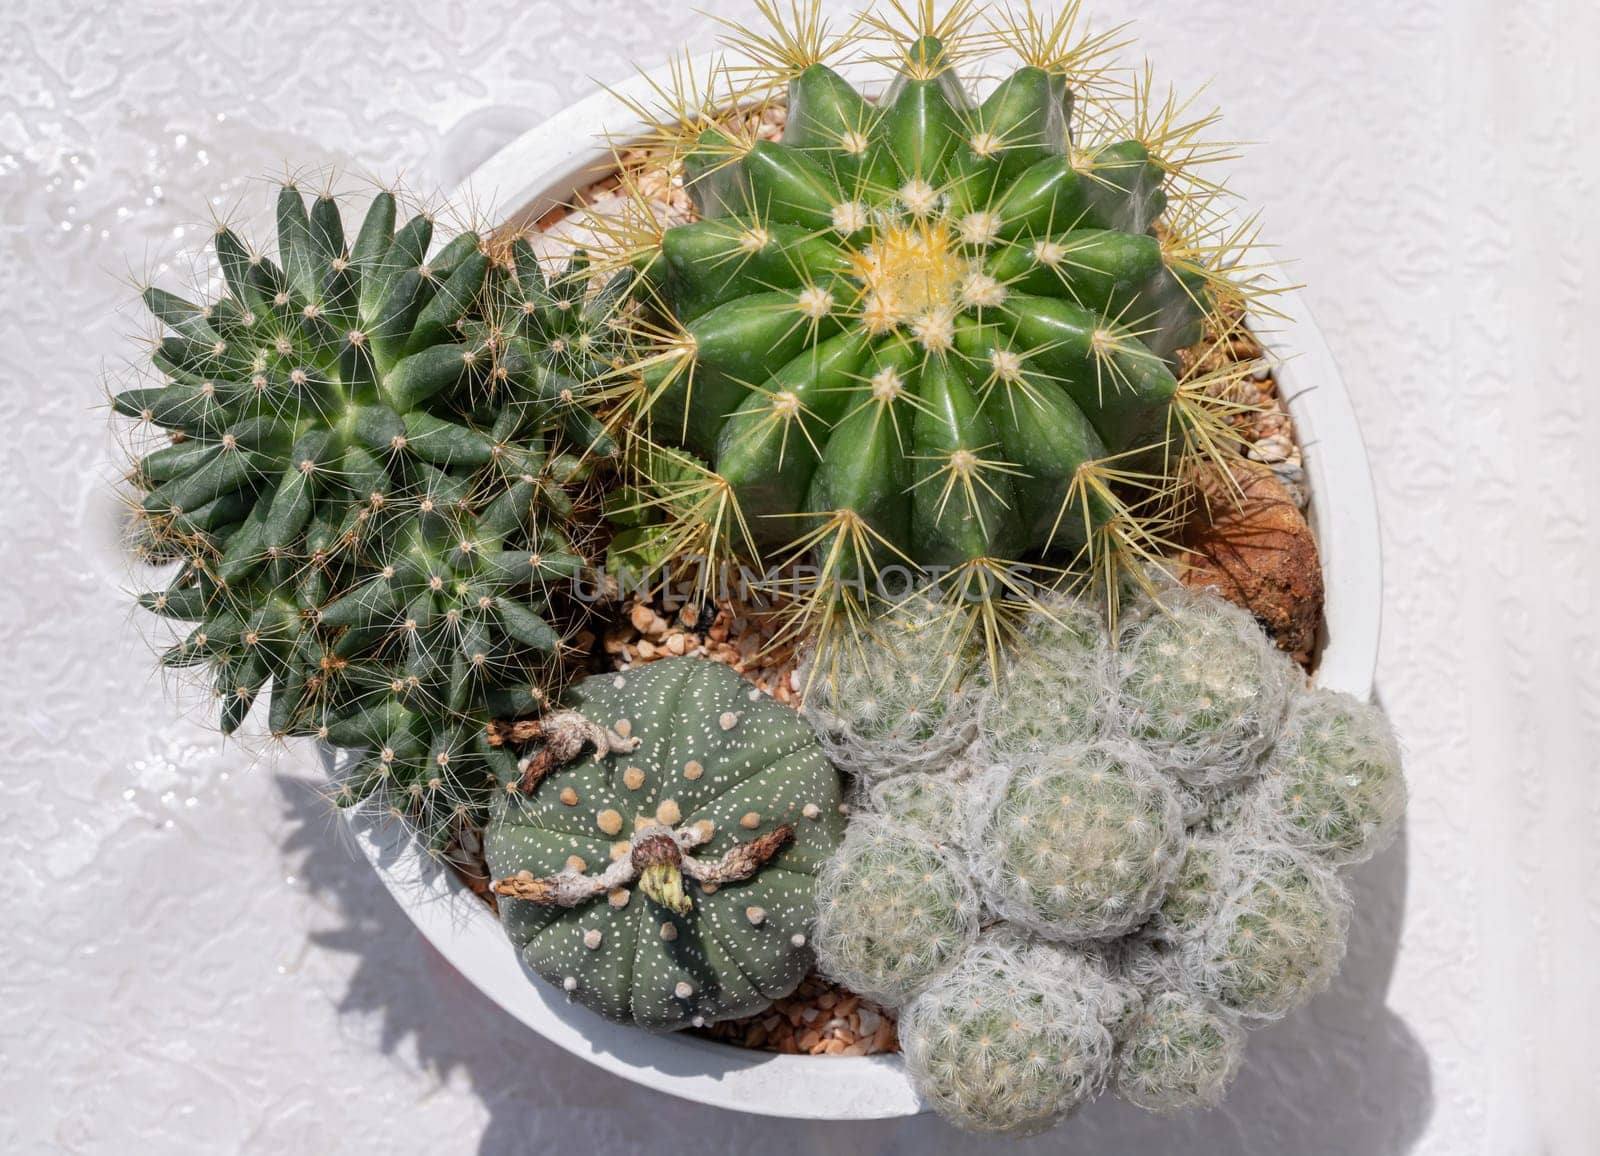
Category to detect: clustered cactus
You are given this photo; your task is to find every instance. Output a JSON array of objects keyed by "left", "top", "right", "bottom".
[
  {"left": 114, "top": 182, "right": 635, "bottom": 845},
  {"left": 484, "top": 656, "right": 845, "bottom": 1030},
  {"left": 811, "top": 584, "right": 1405, "bottom": 1134}
]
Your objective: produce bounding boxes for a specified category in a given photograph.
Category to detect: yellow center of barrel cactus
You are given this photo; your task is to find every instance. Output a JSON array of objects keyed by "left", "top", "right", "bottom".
[{"left": 848, "top": 218, "right": 970, "bottom": 338}]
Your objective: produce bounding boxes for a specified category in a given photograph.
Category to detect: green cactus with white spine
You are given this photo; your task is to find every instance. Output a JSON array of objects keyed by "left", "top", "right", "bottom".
[
  {"left": 867, "top": 769, "right": 970, "bottom": 848},
  {"left": 115, "top": 180, "right": 636, "bottom": 844},
  {"left": 610, "top": 0, "right": 1255, "bottom": 654},
  {"left": 800, "top": 591, "right": 979, "bottom": 778},
  {"left": 1114, "top": 989, "right": 1244, "bottom": 1112},
  {"left": 898, "top": 930, "right": 1121, "bottom": 1136},
  {"left": 483, "top": 657, "right": 845, "bottom": 1030},
  {"left": 974, "top": 593, "right": 1114, "bottom": 758},
  {"left": 1245, "top": 688, "right": 1406, "bottom": 865},
  {"left": 1116, "top": 585, "right": 1299, "bottom": 788},
  {"left": 812, "top": 813, "right": 980, "bottom": 1003},
  {"left": 968, "top": 741, "right": 1183, "bottom": 940},
  {"left": 1173, "top": 840, "right": 1351, "bottom": 1020}
]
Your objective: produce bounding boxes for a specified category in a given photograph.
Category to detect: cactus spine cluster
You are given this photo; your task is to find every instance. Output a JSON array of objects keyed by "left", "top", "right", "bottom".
[
  {"left": 484, "top": 657, "right": 845, "bottom": 1030},
  {"left": 115, "top": 181, "right": 634, "bottom": 845},
  {"left": 807, "top": 583, "right": 1404, "bottom": 1134}
]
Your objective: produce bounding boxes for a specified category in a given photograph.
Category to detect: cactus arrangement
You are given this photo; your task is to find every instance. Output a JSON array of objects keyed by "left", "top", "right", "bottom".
[
  {"left": 485, "top": 656, "right": 845, "bottom": 1029},
  {"left": 813, "top": 583, "right": 1403, "bottom": 1133},
  {"left": 100, "top": 0, "right": 1400, "bottom": 1138}
]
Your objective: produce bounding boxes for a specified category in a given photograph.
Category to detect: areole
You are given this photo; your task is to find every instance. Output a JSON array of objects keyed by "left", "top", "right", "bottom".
[{"left": 347, "top": 51, "right": 1384, "bottom": 1120}]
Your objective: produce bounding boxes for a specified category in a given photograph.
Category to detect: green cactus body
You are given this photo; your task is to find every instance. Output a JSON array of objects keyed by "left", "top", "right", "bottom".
[
  {"left": 969, "top": 742, "right": 1183, "bottom": 940},
  {"left": 1149, "top": 834, "right": 1232, "bottom": 941},
  {"left": 483, "top": 657, "right": 844, "bottom": 1030},
  {"left": 976, "top": 594, "right": 1115, "bottom": 758},
  {"left": 1176, "top": 842, "right": 1351, "bottom": 1020},
  {"left": 637, "top": 39, "right": 1209, "bottom": 598},
  {"left": 1114, "top": 989, "right": 1245, "bottom": 1112},
  {"left": 812, "top": 814, "right": 980, "bottom": 1004},
  {"left": 1116, "top": 587, "right": 1299, "bottom": 787},
  {"left": 867, "top": 770, "right": 969, "bottom": 848},
  {"left": 800, "top": 593, "right": 979, "bottom": 778},
  {"left": 1248, "top": 688, "right": 1406, "bottom": 865},
  {"left": 899, "top": 931, "right": 1119, "bottom": 1136},
  {"left": 117, "top": 183, "right": 636, "bottom": 842}
]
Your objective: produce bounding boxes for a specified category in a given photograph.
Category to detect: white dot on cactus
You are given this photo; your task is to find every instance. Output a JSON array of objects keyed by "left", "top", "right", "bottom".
[
  {"left": 692, "top": 1015, "right": 706, "bottom": 1028},
  {"left": 898, "top": 179, "right": 938, "bottom": 216},
  {"left": 831, "top": 200, "right": 869, "bottom": 233},
  {"left": 612, "top": 676, "right": 626, "bottom": 689},
  {"left": 790, "top": 933, "right": 807, "bottom": 947},
  {"left": 803, "top": 802, "right": 821, "bottom": 820},
  {"left": 583, "top": 929, "right": 603, "bottom": 950},
  {"left": 870, "top": 366, "right": 904, "bottom": 402}
]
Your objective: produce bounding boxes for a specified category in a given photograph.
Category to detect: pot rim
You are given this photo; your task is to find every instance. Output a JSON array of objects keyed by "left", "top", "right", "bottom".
[{"left": 351, "top": 51, "right": 1383, "bottom": 1121}]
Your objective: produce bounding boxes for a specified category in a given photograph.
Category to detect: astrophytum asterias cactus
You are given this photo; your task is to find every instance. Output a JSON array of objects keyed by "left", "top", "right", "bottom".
[
  {"left": 114, "top": 181, "right": 635, "bottom": 844},
  {"left": 484, "top": 657, "right": 845, "bottom": 1030},
  {"left": 609, "top": 0, "right": 1260, "bottom": 648}
]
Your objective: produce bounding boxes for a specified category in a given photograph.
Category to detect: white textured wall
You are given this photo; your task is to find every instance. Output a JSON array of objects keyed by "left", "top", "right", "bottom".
[{"left": 1, "top": 1, "right": 1595, "bottom": 1153}]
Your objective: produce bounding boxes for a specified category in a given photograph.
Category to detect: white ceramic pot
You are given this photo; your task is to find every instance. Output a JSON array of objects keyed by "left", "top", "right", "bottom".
[{"left": 351, "top": 55, "right": 1384, "bottom": 1121}]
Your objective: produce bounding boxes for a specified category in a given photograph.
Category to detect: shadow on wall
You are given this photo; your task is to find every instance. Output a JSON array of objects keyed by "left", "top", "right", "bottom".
[{"left": 276, "top": 760, "right": 1432, "bottom": 1156}]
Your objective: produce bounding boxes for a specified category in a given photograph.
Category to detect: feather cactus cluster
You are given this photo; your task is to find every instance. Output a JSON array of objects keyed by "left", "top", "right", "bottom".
[
  {"left": 484, "top": 656, "right": 845, "bottom": 1030},
  {"left": 600, "top": 0, "right": 1273, "bottom": 663},
  {"left": 114, "top": 181, "right": 636, "bottom": 846},
  {"left": 808, "top": 583, "right": 1404, "bottom": 1133}
]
